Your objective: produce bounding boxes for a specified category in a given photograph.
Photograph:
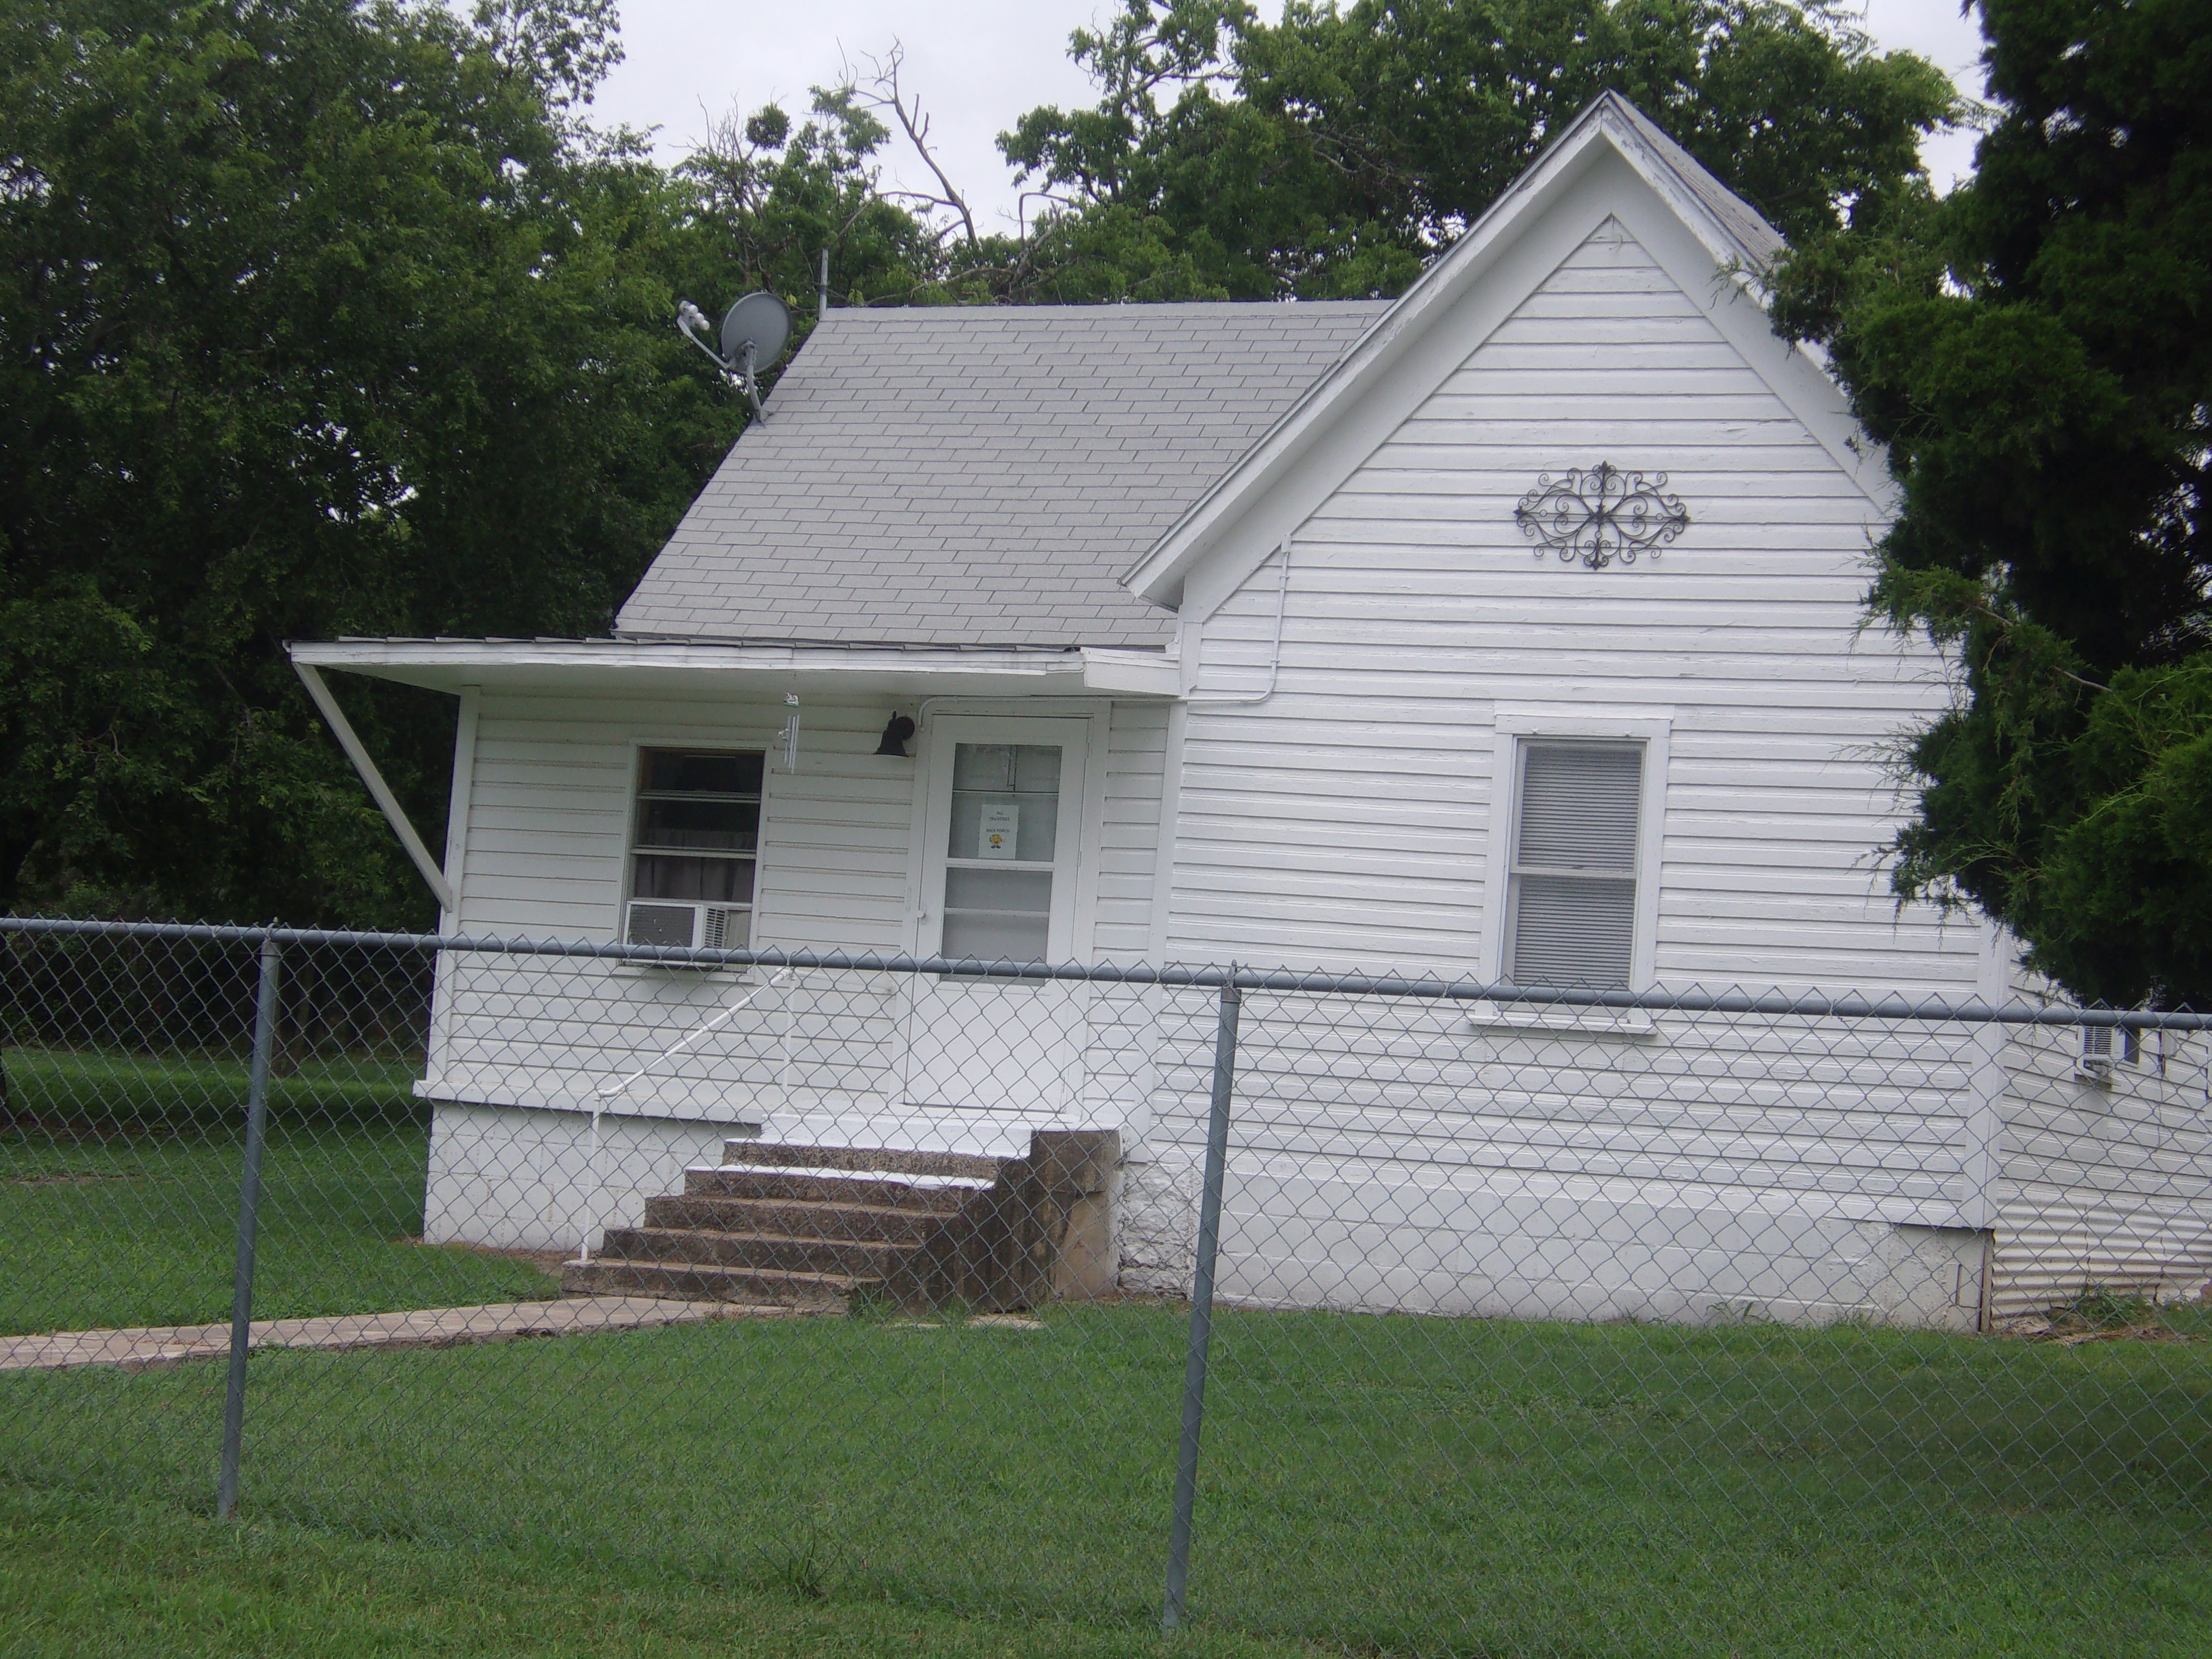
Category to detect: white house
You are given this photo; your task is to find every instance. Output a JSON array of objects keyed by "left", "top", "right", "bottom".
[{"left": 293, "top": 93, "right": 2212, "bottom": 1327}]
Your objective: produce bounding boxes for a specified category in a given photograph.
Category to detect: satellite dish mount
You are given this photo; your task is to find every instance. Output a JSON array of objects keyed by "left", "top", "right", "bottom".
[{"left": 677, "top": 290, "right": 793, "bottom": 422}]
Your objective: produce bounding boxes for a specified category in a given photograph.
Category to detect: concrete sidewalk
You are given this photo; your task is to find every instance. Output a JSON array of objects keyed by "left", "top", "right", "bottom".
[{"left": 0, "top": 1296, "right": 798, "bottom": 1374}]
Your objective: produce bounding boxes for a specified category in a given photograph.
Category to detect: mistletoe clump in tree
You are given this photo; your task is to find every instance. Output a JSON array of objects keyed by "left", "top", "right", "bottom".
[{"left": 1772, "top": 0, "right": 2212, "bottom": 1008}]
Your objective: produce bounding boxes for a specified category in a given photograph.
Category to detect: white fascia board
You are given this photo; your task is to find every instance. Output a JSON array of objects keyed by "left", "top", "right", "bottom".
[
  {"left": 1599, "top": 176, "right": 1898, "bottom": 515},
  {"left": 1122, "top": 142, "right": 1594, "bottom": 611},
  {"left": 288, "top": 637, "right": 1178, "bottom": 701},
  {"left": 1173, "top": 156, "right": 1629, "bottom": 624},
  {"left": 1078, "top": 648, "right": 1180, "bottom": 697},
  {"left": 1126, "top": 95, "right": 1888, "bottom": 614},
  {"left": 289, "top": 638, "right": 1087, "bottom": 678},
  {"left": 1124, "top": 104, "right": 1627, "bottom": 609}
]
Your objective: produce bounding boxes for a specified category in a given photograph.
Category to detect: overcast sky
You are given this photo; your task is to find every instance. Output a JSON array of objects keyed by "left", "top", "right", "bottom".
[{"left": 588, "top": 2, "right": 1990, "bottom": 236}]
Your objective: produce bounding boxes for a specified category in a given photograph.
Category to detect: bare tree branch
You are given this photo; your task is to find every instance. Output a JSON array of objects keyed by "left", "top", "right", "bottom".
[{"left": 846, "top": 41, "right": 980, "bottom": 250}]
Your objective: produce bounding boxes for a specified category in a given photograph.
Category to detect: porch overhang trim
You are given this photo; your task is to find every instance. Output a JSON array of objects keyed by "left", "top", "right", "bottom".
[
  {"left": 292, "top": 662, "right": 457, "bottom": 913},
  {"left": 286, "top": 638, "right": 1181, "bottom": 700}
]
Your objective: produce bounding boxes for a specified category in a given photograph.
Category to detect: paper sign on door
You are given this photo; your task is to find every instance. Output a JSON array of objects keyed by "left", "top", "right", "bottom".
[{"left": 978, "top": 804, "right": 1019, "bottom": 860}]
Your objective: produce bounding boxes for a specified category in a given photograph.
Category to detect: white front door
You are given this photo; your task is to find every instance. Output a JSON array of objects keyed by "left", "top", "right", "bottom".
[{"left": 904, "top": 716, "right": 1091, "bottom": 1118}]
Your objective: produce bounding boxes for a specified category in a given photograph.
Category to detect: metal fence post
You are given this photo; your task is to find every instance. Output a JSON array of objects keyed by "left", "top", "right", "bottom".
[
  {"left": 216, "top": 935, "right": 284, "bottom": 1521},
  {"left": 1162, "top": 968, "right": 1241, "bottom": 1631}
]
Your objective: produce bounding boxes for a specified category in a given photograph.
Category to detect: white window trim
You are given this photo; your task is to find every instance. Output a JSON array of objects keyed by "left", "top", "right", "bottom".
[
  {"left": 616, "top": 738, "right": 772, "bottom": 974},
  {"left": 1474, "top": 706, "right": 1671, "bottom": 1034}
]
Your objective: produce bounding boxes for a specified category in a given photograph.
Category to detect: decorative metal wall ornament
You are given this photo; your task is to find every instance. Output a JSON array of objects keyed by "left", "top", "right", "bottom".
[{"left": 1515, "top": 462, "right": 1690, "bottom": 569}]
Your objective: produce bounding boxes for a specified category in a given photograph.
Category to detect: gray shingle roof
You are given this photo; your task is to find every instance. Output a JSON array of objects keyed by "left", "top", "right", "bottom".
[{"left": 615, "top": 301, "right": 1388, "bottom": 648}]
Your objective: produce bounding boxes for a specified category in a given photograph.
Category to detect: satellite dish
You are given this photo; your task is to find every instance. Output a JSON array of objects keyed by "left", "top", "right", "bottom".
[
  {"left": 720, "top": 291, "right": 791, "bottom": 370},
  {"left": 675, "top": 290, "right": 793, "bottom": 421}
]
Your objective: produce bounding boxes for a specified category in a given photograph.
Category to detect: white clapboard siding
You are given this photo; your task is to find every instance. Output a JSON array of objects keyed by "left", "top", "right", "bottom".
[
  {"left": 437, "top": 689, "right": 1173, "bottom": 1129},
  {"left": 1124, "top": 219, "right": 1994, "bottom": 1314},
  {"left": 442, "top": 692, "right": 918, "bottom": 1118},
  {"left": 1094, "top": 701, "right": 1169, "bottom": 957},
  {"left": 1167, "top": 220, "right": 1968, "bottom": 987},
  {"left": 1989, "top": 985, "right": 2212, "bottom": 1316}
]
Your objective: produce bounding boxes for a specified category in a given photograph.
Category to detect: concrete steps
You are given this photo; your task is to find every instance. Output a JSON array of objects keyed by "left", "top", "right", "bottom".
[
  {"left": 640, "top": 1195, "right": 938, "bottom": 1243},
  {"left": 597, "top": 1225, "right": 915, "bottom": 1278},
  {"left": 681, "top": 1166, "right": 986, "bottom": 1211},
  {"left": 559, "top": 1259, "right": 864, "bottom": 1308},
  {"left": 559, "top": 1141, "right": 1012, "bottom": 1310}
]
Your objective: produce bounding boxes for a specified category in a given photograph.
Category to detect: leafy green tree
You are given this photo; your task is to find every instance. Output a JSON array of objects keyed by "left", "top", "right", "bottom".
[
  {"left": 997, "top": 0, "right": 1958, "bottom": 300},
  {"left": 1771, "top": 0, "right": 2212, "bottom": 1008},
  {"left": 0, "top": 0, "right": 936, "bottom": 926},
  {"left": 673, "top": 88, "right": 947, "bottom": 314}
]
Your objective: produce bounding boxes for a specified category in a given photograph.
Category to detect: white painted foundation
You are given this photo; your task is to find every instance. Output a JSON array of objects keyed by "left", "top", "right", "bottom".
[
  {"left": 423, "top": 1100, "right": 731, "bottom": 1254},
  {"left": 1119, "top": 1154, "right": 1990, "bottom": 1330}
]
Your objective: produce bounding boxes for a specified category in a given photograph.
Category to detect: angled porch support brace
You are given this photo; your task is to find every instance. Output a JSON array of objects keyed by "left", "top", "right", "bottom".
[{"left": 292, "top": 662, "right": 457, "bottom": 914}]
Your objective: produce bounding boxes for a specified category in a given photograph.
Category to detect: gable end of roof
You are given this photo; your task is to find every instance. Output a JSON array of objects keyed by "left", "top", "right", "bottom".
[{"left": 1122, "top": 90, "right": 1838, "bottom": 611}]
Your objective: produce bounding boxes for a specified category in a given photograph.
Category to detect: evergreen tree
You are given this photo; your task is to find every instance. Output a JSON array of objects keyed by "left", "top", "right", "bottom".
[{"left": 1772, "top": 0, "right": 2212, "bottom": 1007}]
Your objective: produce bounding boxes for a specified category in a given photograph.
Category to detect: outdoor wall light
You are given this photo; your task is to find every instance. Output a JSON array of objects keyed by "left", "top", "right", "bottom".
[{"left": 875, "top": 714, "right": 916, "bottom": 757}]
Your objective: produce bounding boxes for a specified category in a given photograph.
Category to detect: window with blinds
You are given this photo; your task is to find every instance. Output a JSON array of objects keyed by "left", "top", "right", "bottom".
[
  {"left": 1505, "top": 741, "right": 1644, "bottom": 988},
  {"left": 623, "top": 749, "right": 763, "bottom": 950}
]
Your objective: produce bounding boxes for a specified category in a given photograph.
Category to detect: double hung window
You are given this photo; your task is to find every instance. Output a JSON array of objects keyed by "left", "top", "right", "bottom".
[
  {"left": 1504, "top": 741, "right": 1645, "bottom": 989},
  {"left": 624, "top": 749, "right": 762, "bottom": 949}
]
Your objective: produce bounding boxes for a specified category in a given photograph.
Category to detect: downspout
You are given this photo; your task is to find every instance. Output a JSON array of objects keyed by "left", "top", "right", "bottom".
[
  {"left": 292, "top": 661, "right": 457, "bottom": 914},
  {"left": 1185, "top": 537, "right": 1292, "bottom": 708}
]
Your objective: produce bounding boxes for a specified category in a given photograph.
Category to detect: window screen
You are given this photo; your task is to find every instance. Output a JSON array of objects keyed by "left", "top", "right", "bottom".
[
  {"left": 1506, "top": 742, "right": 1643, "bottom": 988},
  {"left": 625, "top": 749, "right": 763, "bottom": 949}
]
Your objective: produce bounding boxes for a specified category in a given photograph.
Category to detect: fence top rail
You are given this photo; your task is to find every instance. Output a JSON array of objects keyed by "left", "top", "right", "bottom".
[{"left": 4, "top": 914, "right": 2205, "bottom": 1030}]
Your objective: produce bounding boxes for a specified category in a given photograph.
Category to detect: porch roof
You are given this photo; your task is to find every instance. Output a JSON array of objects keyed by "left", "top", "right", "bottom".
[{"left": 288, "top": 637, "right": 1181, "bottom": 700}]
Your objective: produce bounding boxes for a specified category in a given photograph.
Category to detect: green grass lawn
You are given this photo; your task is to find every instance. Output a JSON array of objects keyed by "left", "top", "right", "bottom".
[
  {"left": 2, "top": 1303, "right": 2208, "bottom": 1656},
  {"left": 0, "top": 1486, "right": 1302, "bottom": 1659},
  {"left": 0, "top": 1049, "right": 556, "bottom": 1335},
  {"left": 1, "top": 1046, "right": 2208, "bottom": 1655}
]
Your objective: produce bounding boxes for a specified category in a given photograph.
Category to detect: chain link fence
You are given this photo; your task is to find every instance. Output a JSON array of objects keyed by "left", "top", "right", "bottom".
[{"left": 3, "top": 916, "right": 2209, "bottom": 1654}]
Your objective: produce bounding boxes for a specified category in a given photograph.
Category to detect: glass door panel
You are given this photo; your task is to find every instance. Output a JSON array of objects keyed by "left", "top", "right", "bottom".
[{"left": 940, "top": 742, "right": 1061, "bottom": 963}]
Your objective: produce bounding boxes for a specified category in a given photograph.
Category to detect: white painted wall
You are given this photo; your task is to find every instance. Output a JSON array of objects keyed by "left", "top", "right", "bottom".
[
  {"left": 424, "top": 689, "right": 1174, "bottom": 1179},
  {"left": 1989, "top": 975, "right": 2212, "bottom": 1317},
  {"left": 1119, "top": 214, "right": 2003, "bottom": 1321},
  {"left": 424, "top": 1101, "right": 731, "bottom": 1254}
]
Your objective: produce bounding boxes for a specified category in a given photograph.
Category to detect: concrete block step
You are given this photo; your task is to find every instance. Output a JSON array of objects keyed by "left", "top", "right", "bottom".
[
  {"left": 684, "top": 1166, "right": 984, "bottom": 1211},
  {"left": 726, "top": 1142, "right": 1008, "bottom": 1182},
  {"left": 598, "top": 1226, "right": 918, "bottom": 1277},
  {"left": 643, "top": 1194, "right": 941, "bottom": 1243},
  {"left": 559, "top": 1258, "right": 867, "bottom": 1308}
]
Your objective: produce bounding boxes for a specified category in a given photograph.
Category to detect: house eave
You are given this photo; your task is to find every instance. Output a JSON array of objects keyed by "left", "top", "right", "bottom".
[{"left": 286, "top": 637, "right": 1181, "bottom": 700}]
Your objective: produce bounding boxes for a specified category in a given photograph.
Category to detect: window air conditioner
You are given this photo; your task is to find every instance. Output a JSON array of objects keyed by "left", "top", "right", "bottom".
[
  {"left": 2077, "top": 1024, "right": 2121, "bottom": 1082},
  {"left": 623, "top": 900, "right": 751, "bottom": 952},
  {"left": 625, "top": 900, "right": 697, "bottom": 948}
]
